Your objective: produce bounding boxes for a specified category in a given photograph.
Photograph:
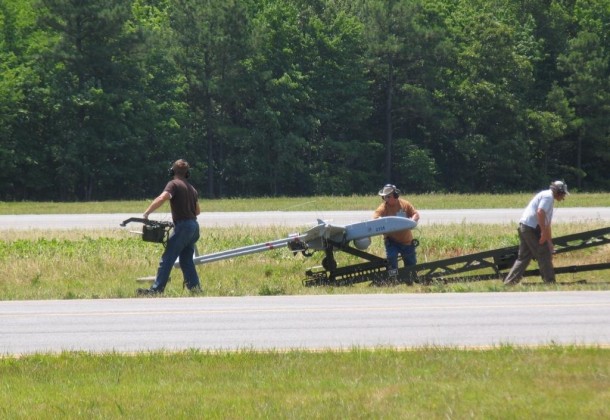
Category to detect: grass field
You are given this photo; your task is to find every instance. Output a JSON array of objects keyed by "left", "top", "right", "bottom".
[
  {"left": 1, "top": 347, "right": 609, "bottom": 419},
  {"left": 0, "top": 221, "right": 608, "bottom": 300},
  {"left": 1, "top": 195, "right": 608, "bottom": 418},
  {"left": 1, "top": 192, "right": 609, "bottom": 214}
]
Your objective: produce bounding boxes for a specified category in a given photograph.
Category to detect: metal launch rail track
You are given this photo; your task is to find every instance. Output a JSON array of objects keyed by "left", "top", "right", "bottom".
[{"left": 303, "top": 227, "right": 610, "bottom": 286}]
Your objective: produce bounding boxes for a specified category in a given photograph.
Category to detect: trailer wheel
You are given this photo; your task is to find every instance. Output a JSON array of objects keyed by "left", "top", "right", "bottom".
[{"left": 322, "top": 256, "right": 337, "bottom": 271}]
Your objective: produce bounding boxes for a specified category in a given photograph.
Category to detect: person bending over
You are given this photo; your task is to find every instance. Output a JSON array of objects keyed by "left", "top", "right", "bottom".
[
  {"left": 504, "top": 180, "right": 569, "bottom": 285},
  {"left": 373, "top": 184, "right": 420, "bottom": 272}
]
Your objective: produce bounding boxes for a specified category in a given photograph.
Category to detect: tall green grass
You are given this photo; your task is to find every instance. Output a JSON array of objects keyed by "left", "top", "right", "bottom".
[
  {"left": 1, "top": 347, "right": 608, "bottom": 419},
  {"left": 0, "top": 222, "right": 607, "bottom": 300}
]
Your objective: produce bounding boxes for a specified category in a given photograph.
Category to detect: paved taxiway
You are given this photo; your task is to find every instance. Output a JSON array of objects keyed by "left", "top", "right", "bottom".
[{"left": 2, "top": 292, "right": 609, "bottom": 355}]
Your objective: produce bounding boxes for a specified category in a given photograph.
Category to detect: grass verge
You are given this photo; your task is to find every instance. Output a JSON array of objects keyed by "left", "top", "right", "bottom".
[
  {"left": 0, "top": 192, "right": 608, "bottom": 214},
  {"left": 1, "top": 346, "right": 608, "bottom": 419},
  {"left": 0, "top": 222, "right": 608, "bottom": 300}
]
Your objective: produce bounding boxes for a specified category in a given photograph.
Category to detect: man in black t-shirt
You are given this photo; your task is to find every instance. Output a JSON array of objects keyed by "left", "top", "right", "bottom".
[{"left": 138, "top": 159, "right": 202, "bottom": 295}]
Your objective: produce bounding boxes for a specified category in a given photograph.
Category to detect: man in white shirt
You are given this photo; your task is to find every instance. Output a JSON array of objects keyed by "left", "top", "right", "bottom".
[{"left": 504, "top": 181, "right": 569, "bottom": 285}]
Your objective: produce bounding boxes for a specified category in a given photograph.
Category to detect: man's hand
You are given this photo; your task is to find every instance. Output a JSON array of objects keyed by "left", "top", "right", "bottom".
[{"left": 539, "top": 233, "right": 548, "bottom": 245}]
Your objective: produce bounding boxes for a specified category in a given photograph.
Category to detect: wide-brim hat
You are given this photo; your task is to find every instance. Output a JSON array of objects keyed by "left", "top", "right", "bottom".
[{"left": 378, "top": 184, "right": 401, "bottom": 196}]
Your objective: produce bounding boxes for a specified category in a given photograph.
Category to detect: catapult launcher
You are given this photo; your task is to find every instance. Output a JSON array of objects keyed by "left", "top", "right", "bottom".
[
  {"left": 304, "top": 226, "right": 610, "bottom": 287},
  {"left": 121, "top": 217, "right": 609, "bottom": 286}
]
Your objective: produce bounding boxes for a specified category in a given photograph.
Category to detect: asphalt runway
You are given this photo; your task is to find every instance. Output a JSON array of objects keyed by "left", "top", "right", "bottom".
[
  {"left": 1, "top": 207, "right": 609, "bottom": 230},
  {"left": 2, "top": 292, "right": 609, "bottom": 355}
]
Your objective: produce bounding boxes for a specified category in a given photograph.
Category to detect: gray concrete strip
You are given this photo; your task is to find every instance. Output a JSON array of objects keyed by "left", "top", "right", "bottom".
[
  {"left": 1, "top": 291, "right": 609, "bottom": 355},
  {"left": 0, "top": 208, "right": 608, "bottom": 230}
]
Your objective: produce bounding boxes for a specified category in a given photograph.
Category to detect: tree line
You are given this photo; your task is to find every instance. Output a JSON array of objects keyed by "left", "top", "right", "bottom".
[{"left": 1, "top": 0, "right": 608, "bottom": 200}]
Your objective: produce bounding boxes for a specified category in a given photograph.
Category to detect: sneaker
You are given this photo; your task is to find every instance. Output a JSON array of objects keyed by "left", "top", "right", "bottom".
[
  {"left": 387, "top": 268, "right": 398, "bottom": 281},
  {"left": 137, "top": 287, "right": 162, "bottom": 296},
  {"left": 503, "top": 279, "right": 520, "bottom": 286},
  {"left": 188, "top": 285, "right": 203, "bottom": 294}
]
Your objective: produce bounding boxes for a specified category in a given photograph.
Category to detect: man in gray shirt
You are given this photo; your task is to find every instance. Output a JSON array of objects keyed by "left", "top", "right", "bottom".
[{"left": 504, "top": 181, "right": 569, "bottom": 285}]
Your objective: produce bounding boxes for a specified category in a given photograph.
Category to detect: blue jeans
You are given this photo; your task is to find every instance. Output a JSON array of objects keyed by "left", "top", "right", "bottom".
[
  {"left": 152, "top": 219, "right": 201, "bottom": 291},
  {"left": 385, "top": 238, "right": 417, "bottom": 270}
]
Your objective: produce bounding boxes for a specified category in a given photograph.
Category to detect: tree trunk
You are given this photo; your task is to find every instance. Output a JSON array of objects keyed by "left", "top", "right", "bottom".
[{"left": 385, "top": 59, "right": 394, "bottom": 182}]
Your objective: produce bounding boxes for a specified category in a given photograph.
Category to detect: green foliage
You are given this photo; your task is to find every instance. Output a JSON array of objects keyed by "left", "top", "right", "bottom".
[
  {"left": 393, "top": 138, "right": 439, "bottom": 192},
  {"left": 556, "top": 0, "right": 610, "bottom": 189},
  {"left": 1, "top": 0, "right": 609, "bottom": 200}
]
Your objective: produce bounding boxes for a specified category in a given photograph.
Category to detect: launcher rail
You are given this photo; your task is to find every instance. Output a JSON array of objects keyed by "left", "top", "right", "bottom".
[{"left": 303, "top": 227, "right": 610, "bottom": 286}]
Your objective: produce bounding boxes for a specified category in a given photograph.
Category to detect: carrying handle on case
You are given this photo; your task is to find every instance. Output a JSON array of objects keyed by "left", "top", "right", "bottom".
[{"left": 120, "top": 217, "right": 174, "bottom": 228}]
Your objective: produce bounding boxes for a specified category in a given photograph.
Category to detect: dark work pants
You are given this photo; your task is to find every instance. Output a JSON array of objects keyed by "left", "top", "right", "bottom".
[{"left": 504, "top": 224, "right": 555, "bottom": 284}]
